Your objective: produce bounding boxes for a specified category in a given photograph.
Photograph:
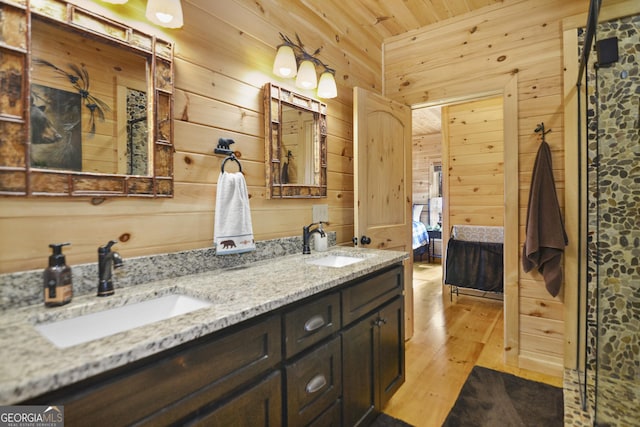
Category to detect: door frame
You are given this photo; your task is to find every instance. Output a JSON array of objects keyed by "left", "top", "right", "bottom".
[{"left": 412, "top": 74, "right": 519, "bottom": 366}]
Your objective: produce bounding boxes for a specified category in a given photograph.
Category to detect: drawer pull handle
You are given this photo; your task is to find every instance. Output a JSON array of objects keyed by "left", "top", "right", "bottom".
[
  {"left": 373, "top": 317, "right": 388, "bottom": 327},
  {"left": 304, "top": 315, "right": 326, "bottom": 332},
  {"left": 306, "top": 374, "right": 327, "bottom": 394}
]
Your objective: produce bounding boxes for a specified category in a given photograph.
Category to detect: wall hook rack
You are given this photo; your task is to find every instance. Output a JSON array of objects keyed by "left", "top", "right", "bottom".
[
  {"left": 214, "top": 138, "right": 242, "bottom": 173},
  {"left": 534, "top": 122, "right": 552, "bottom": 143}
]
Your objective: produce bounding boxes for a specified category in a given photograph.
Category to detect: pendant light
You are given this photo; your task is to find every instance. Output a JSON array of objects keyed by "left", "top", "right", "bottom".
[{"left": 146, "top": 0, "right": 184, "bottom": 29}]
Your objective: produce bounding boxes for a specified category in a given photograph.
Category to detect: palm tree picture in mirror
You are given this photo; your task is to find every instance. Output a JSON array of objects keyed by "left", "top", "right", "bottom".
[
  {"left": 33, "top": 59, "right": 111, "bottom": 134},
  {"left": 30, "top": 59, "right": 112, "bottom": 171}
]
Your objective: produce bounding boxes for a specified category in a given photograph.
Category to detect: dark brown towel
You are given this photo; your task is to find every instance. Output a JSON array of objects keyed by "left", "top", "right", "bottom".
[{"left": 522, "top": 141, "right": 568, "bottom": 297}]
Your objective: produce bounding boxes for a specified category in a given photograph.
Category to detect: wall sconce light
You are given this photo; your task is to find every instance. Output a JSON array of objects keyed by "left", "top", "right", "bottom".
[
  {"left": 101, "top": 0, "right": 183, "bottom": 29},
  {"left": 273, "top": 33, "right": 337, "bottom": 99}
]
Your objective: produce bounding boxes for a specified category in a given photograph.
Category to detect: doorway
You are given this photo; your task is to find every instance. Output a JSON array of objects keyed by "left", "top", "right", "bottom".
[
  {"left": 412, "top": 95, "right": 504, "bottom": 257},
  {"left": 410, "top": 85, "right": 518, "bottom": 365}
]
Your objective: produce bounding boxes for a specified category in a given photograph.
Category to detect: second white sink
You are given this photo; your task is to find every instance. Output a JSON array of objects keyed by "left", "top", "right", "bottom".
[
  {"left": 306, "top": 254, "right": 365, "bottom": 268},
  {"left": 35, "top": 294, "right": 212, "bottom": 349}
]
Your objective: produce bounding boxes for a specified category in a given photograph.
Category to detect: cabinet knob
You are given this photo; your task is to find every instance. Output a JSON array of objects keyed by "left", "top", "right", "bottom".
[
  {"left": 304, "top": 315, "right": 326, "bottom": 333},
  {"left": 360, "top": 235, "right": 372, "bottom": 245},
  {"left": 305, "top": 374, "right": 327, "bottom": 394}
]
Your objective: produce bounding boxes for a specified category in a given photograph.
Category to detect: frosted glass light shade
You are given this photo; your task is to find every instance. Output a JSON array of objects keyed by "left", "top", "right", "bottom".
[
  {"left": 146, "top": 0, "right": 184, "bottom": 28},
  {"left": 102, "top": 0, "right": 128, "bottom": 4},
  {"left": 273, "top": 45, "right": 297, "bottom": 78},
  {"left": 295, "top": 60, "right": 317, "bottom": 89},
  {"left": 317, "top": 71, "right": 337, "bottom": 98}
]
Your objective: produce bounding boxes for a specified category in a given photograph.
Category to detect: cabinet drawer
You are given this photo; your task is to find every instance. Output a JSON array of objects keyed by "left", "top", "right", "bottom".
[
  {"left": 342, "top": 265, "right": 403, "bottom": 326},
  {"left": 284, "top": 291, "right": 340, "bottom": 358},
  {"left": 189, "top": 370, "right": 282, "bottom": 427},
  {"left": 308, "top": 399, "right": 342, "bottom": 427},
  {"left": 286, "top": 336, "right": 342, "bottom": 427},
  {"left": 30, "top": 315, "right": 282, "bottom": 427}
]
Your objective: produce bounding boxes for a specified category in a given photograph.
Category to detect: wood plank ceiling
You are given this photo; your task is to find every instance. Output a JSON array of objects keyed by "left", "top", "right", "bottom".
[
  {"left": 303, "top": 0, "right": 504, "bottom": 42},
  {"left": 298, "top": 0, "right": 501, "bottom": 134}
]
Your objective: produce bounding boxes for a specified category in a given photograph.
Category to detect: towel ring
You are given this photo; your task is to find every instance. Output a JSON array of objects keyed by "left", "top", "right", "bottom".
[
  {"left": 221, "top": 154, "right": 242, "bottom": 173},
  {"left": 214, "top": 138, "right": 243, "bottom": 173}
]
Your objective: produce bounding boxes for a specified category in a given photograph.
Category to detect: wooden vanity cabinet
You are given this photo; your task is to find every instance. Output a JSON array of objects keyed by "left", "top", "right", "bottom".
[
  {"left": 24, "top": 263, "right": 404, "bottom": 427},
  {"left": 25, "top": 315, "right": 283, "bottom": 427},
  {"left": 282, "top": 265, "right": 404, "bottom": 427},
  {"left": 341, "top": 266, "right": 405, "bottom": 427}
]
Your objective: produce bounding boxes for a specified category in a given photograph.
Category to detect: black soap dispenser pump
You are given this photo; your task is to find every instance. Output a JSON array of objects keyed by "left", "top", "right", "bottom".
[{"left": 44, "top": 243, "right": 73, "bottom": 307}]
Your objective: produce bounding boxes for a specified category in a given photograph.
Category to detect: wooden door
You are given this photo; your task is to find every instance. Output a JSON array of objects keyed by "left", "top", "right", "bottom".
[{"left": 353, "top": 87, "right": 413, "bottom": 338}]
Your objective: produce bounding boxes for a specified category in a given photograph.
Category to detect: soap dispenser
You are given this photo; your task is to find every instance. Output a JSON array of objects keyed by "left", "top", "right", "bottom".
[
  {"left": 314, "top": 222, "right": 329, "bottom": 252},
  {"left": 44, "top": 243, "right": 73, "bottom": 307}
]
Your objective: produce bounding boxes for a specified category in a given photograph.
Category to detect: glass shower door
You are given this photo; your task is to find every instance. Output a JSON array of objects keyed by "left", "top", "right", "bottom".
[{"left": 587, "top": 8, "right": 639, "bottom": 426}]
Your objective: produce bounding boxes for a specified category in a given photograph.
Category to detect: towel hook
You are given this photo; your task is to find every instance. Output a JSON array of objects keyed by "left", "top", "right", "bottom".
[
  {"left": 214, "top": 138, "right": 243, "bottom": 173},
  {"left": 534, "top": 122, "right": 551, "bottom": 143}
]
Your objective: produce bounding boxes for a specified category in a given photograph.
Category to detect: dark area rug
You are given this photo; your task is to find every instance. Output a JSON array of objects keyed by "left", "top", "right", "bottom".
[
  {"left": 442, "top": 366, "right": 563, "bottom": 427},
  {"left": 371, "top": 413, "right": 414, "bottom": 427}
]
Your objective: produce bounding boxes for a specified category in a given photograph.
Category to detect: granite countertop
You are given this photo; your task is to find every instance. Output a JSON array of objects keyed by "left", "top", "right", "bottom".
[{"left": 0, "top": 247, "right": 407, "bottom": 404}]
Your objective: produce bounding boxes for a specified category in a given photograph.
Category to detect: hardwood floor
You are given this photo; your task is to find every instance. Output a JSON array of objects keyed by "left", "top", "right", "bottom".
[{"left": 383, "top": 261, "right": 563, "bottom": 426}]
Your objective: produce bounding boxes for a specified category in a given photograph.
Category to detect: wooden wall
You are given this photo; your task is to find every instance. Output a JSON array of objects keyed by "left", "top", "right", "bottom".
[
  {"left": 384, "top": 0, "right": 588, "bottom": 374},
  {"left": 0, "top": 0, "right": 377, "bottom": 273},
  {"left": 443, "top": 96, "right": 504, "bottom": 227}
]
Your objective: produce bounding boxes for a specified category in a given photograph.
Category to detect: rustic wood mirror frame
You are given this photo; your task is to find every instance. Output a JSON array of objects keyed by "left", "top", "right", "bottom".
[
  {"left": 0, "top": 0, "right": 174, "bottom": 197},
  {"left": 264, "top": 83, "right": 327, "bottom": 198}
]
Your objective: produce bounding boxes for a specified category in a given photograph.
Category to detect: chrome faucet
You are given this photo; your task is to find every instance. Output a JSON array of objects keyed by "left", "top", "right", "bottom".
[
  {"left": 302, "top": 222, "right": 327, "bottom": 254},
  {"left": 97, "top": 240, "right": 124, "bottom": 297}
]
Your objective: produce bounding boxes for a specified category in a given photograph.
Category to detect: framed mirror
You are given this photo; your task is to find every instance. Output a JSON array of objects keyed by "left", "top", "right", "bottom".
[
  {"left": 264, "top": 83, "right": 327, "bottom": 198},
  {"left": 0, "top": 0, "right": 174, "bottom": 197}
]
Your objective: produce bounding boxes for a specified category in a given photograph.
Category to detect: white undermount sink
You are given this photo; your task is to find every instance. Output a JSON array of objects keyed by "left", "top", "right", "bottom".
[
  {"left": 34, "top": 294, "right": 212, "bottom": 349},
  {"left": 305, "top": 254, "right": 365, "bottom": 268}
]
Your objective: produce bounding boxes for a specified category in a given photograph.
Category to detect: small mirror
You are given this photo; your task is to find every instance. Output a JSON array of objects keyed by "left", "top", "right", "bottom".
[
  {"left": 264, "top": 83, "right": 327, "bottom": 198},
  {"left": 0, "top": 0, "right": 174, "bottom": 197}
]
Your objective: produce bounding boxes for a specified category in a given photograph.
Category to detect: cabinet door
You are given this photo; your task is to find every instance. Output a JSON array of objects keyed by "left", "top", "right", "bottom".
[
  {"left": 378, "top": 296, "right": 405, "bottom": 408},
  {"left": 189, "top": 370, "right": 282, "bottom": 427},
  {"left": 342, "top": 297, "right": 405, "bottom": 427},
  {"left": 341, "top": 311, "right": 377, "bottom": 427}
]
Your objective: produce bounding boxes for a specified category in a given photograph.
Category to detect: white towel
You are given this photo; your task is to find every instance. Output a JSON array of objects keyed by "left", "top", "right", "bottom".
[{"left": 214, "top": 171, "right": 255, "bottom": 255}]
